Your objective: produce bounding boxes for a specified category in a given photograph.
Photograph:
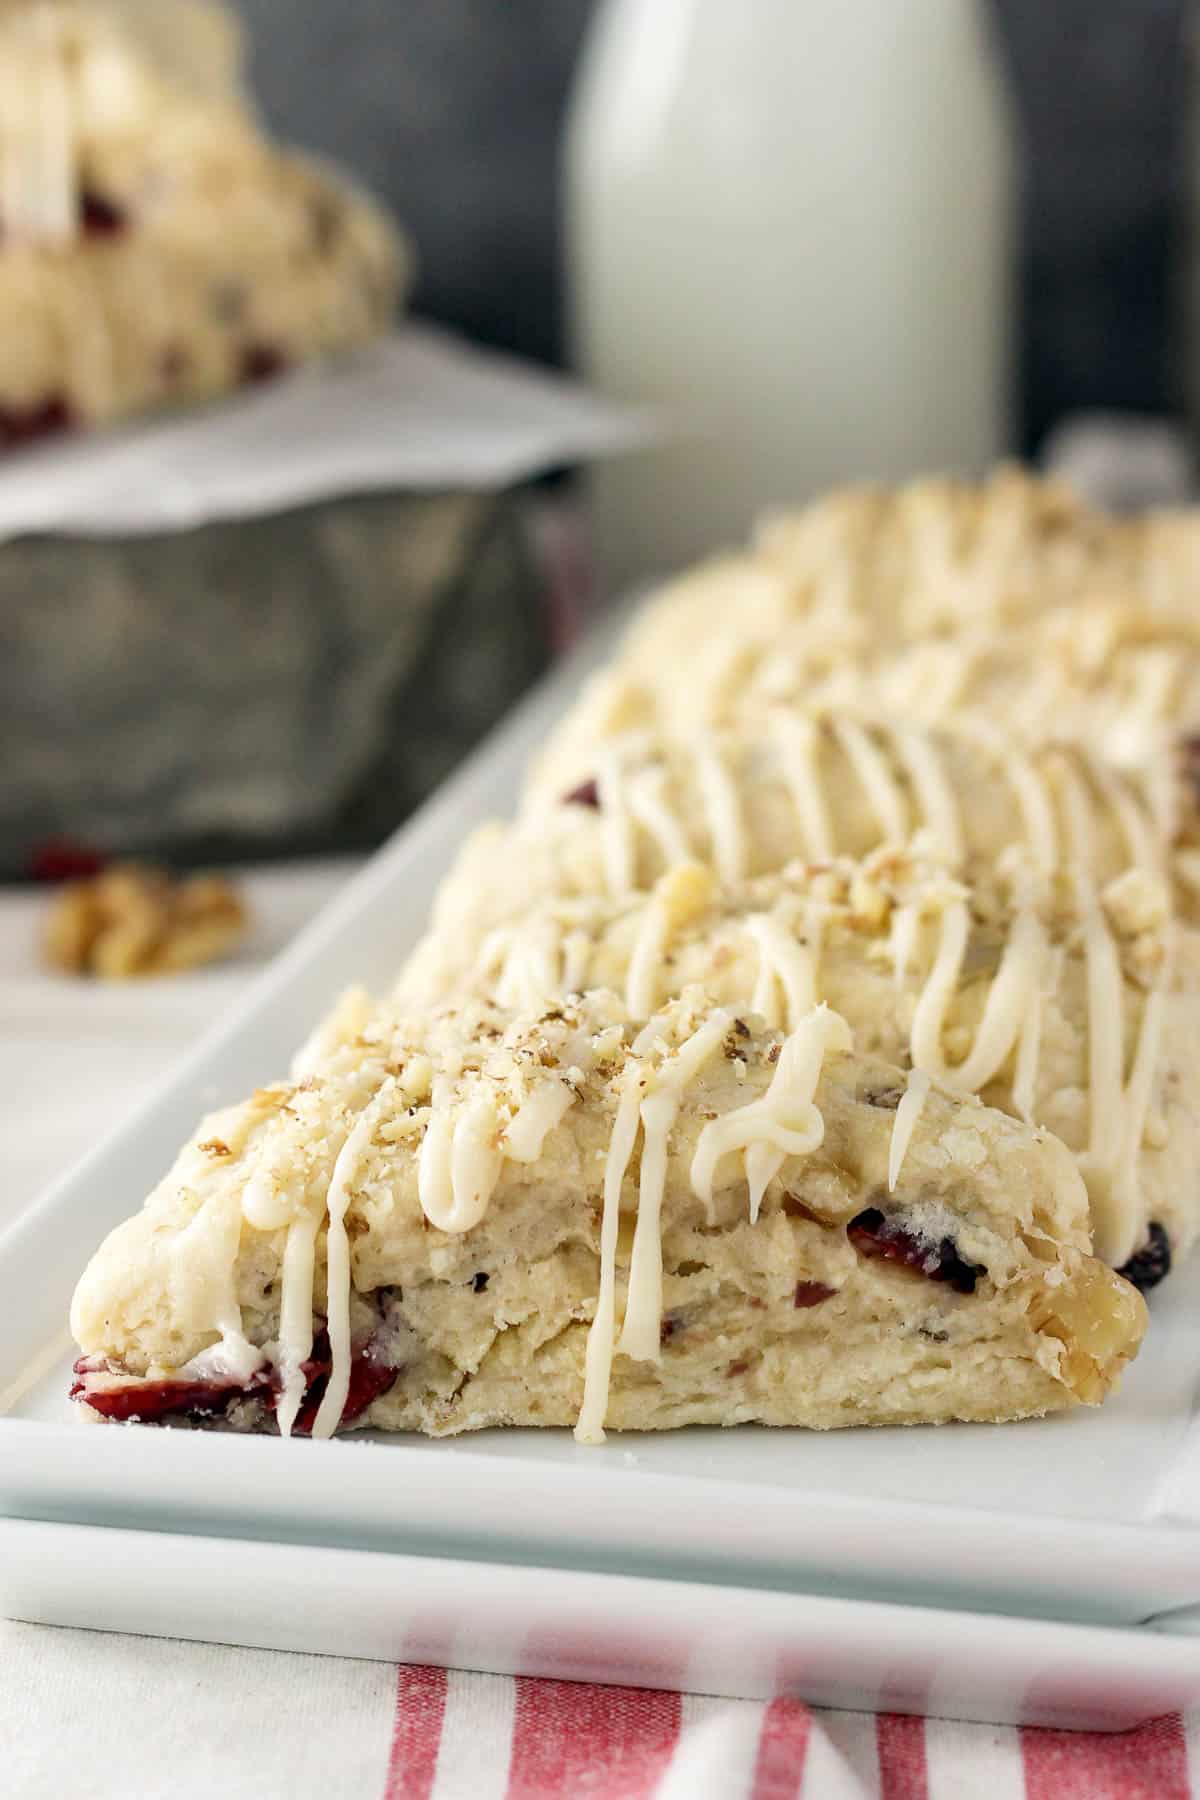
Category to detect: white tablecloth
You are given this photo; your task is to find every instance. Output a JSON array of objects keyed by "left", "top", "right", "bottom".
[{"left": 2, "top": 862, "right": 1196, "bottom": 1799}]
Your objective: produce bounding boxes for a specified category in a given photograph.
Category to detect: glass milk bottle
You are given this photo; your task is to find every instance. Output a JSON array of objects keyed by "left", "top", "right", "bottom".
[{"left": 566, "top": 0, "right": 1015, "bottom": 588}]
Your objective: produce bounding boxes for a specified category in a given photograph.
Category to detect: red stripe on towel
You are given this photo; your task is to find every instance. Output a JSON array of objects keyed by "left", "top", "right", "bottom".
[
  {"left": 876, "top": 1712, "right": 928, "bottom": 1800},
  {"left": 1022, "top": 1712, "right": 1191, "bottom": 1800},
  {"left": 749, "top": 1695, "right": 812, "bottom": 1798},
  {"left": 384, "top": 1664, "right": 449, "bottom": 1800},
  {"left": 506, "top": 1678, "right": 681, "bottom": 1799}
]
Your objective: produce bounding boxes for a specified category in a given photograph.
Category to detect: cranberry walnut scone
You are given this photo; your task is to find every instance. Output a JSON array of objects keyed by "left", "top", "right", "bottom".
[
  {"left": 397, "top": 852, "right": 1200, "bottom": 1285},
  {"left": 0, "top": 0, "right": 406, "bottom": 448},
  {"left": 547, "top": 594, "right": 1200, "bottom": 783},
  {"left": 69, "top": 987, "right": 1145, "bottom": 1439},
  {"left": 592, "top": 466, "right": 1200, "bottom": 685},
  {"left": 540, "top": 470, "right": 1200, "bottom": 780},
  {"left": 429, "top": 711, "right": 1196, "bottom": 956}
]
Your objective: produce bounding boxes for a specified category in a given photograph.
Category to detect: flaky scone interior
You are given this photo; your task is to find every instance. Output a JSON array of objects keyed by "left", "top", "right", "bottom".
[{"left": 70, "top": 986, "right": 1145, "bottom": 1441}]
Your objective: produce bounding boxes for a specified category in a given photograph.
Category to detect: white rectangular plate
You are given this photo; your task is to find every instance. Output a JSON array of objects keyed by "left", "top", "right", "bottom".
[
  {"left": 2, "top": 623, "right": 1200, "bottom": 1658},
  {"left": 5, "top": 1518, "right": 1200, "bottom": 1732}
]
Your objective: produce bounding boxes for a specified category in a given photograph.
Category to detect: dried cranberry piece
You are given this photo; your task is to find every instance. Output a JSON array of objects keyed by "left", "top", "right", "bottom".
[
  {"left": 1117, "top": 1221, "right": 1171, "bottom": 1293},
  {"left": 69, "top": 1357, "right": 268, "bottom": 1424},
  {"left": 848, "top": 1207, "right": 984, "bottom": 1295},
  {"left": 289, "top": 1328, "right": 397, "bottom": 1436},
  {"left": 471, "top": 1271, "right": 490, "bottom": 1293},
  {"left": 80, "top": 190, "right": 127, "bottom": 237},
  {"left": 793, "top": 1280, "right": 835, "bottom": 1308},
  {"left": 71, "top": 1310, "right": 400, "bottom": 1434},
  {"left": 27, "top": 838, "right": 106, "bottom": 882},
  {"left": 240, "top": 343, "right": 289, "bottom": 386},
  {"left": 562, "top": 777, "right": 601, "bottom": 810},
  {"left": 0, "top": 395, "right": 75, "bottom": 452}
]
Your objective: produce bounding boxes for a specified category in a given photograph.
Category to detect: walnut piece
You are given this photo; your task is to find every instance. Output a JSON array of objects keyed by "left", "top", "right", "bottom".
[{"left": 43, "top": 864, "right": 248, "bottom": 980}]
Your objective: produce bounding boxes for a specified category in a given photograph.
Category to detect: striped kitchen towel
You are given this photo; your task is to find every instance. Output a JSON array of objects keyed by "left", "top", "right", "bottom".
[{"left": 3, "top": 1619, "right": 1195, "bottom": 1799}]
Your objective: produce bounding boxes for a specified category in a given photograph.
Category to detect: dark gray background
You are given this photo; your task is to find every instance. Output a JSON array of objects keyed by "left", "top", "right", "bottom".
[
  {"left": 238, "top": 0, "right": 592, "bottom": 368},
  {"left": 237, "top": 0, "right": 1191, "bottom": 452}
]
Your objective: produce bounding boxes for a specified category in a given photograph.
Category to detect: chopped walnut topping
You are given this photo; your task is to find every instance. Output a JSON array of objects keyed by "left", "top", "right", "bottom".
[
  {"left": 197, "top": 1139, "right": 232, "bottom": 1158},
  {"left": 44, "top": 865, "right": 248, "bottom": 979},
  {"left": 1101, "top": 868, "right": 1169, "bottom": 939}
]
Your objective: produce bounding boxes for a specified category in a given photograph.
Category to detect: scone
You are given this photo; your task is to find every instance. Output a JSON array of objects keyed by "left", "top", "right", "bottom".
[
  {"left": 69, "top": 986, "right": 1144, "bottom": 1440},
  {"left": 540, "top": 469, "right": 1200, "bottom": 775},
  {"left": 0, "top": 0, "right": 406, "bottom": 447},
  {"left": 482, "top": 712, "right": 1191, "bottom": 925},
  {"left": 397, "top": 851, "right": 1199, "bottom": 1281},
  {"left": 612, "top": 467, "right": 1200, "bottom": 675},
  {"left": 545, "top": 595, "right": 1200, "bottom": 781}
]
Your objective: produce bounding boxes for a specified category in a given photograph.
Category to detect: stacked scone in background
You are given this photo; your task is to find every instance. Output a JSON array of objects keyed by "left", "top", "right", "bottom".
[
  {"left": 69, "top": 466, "right": 1200, "bottom": 1445},
  {"left": 0, "top": 0, "right": 403, "bottom": 446},
  {"left": 1, "top": 0, "right": 554, "bottom": 881}
]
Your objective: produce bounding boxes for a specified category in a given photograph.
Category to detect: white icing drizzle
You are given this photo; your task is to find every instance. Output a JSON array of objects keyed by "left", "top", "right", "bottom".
[
  {"left": 691, "top": 1006, "right": 851, "bottom": 1223},
  {"left": 617, "top": 1013, "right": 729, "bottom": 1362},
  {"left": 1079, "top": 904, "right": 1127, "bottom": 1177},
  {"left": 888, "top": 638, "right": 979, "bottom": 722},
  {"left": 1099, "top": 925, "right": 1176, "bottom": 1265},
  {"left": 172, "top": 1189, "right": 260, "bottom": 1383},
  {"left": 830, "top": 717, "right": 909, "bottom": 844},
  {"left": 692, "top": 740, "right": 747, "bottom": 884},
  {"left": 561, "top": 927, "right": 593, "bottom": 993},
  {"left": 908, "top": 897, "right": 1047, "bottom": 1095},
  {"left": 576, "top": 1069, "right": 642, "bottom": 1445},
  {"left": 1052, "top": 751, "right": 1174, "bottom": 1259},
  {"left": 908, "top": 900, "right": 971, "bottom": 1077},
  {"left": 418, "top": 1057, "right": 577, "bottom": 1240},
  {"left": 597, "top": 749, "right": 637, "bottom": 895},
  {"left": 418, "top": 1085, "right": 504, "bottom": 1234},
  {"left": 1128, "top": 646, "right": 1183, "bottom": 742},
  {"left": 1011, "top": 942, "right": 1060, "bottom": 1124},
  {"left": 565, "top": 710, "right": 1164, "bottom": 952},
  {"left": 308, "top": 1077, "right": 399, "bottom": 1441},
  {"left": 890, "top": 728, "right": 964, "bottom": 864},
  {"left": 275, "top": 1206, "right": 324, "bottom": 1439},
  {"left": 1084, "top": 753, "right": 1161, "bottom": 877},
  {"left": 887, "top": 1068, "right": 932, "bottom": 1192},
  {"left": 938, "top": 715, "right": 1060, "bottom": 877},
  {"left": 625, "top": 890, "right": 671, "bottom": 1019},
  {"left": 504, "top": 1078, "right": 576, "bottom": 1162},
  {"left": 577, "top": 1001, "right": 850, "bottom": 1440},
  {"left": 747, "top": 906, "right": 821, "bottom": 1032},
  {"left": 1056, "top": 756, "right": 1127, "bottom": 1176},
  {"left": 888, "top": 902, "right": 921, "bottom": 988},
  {"left": 996, "top": 744, "right": 1061, "bottom": 878},
  {"left": 626, "top": 767, "right": 693, "bottom": 869},
  {"left": 771, "top": 712, "right": 835, "bottom": 861},
  {"left": 491, "top": 917, "right": 566, "bottom": 1014}
]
